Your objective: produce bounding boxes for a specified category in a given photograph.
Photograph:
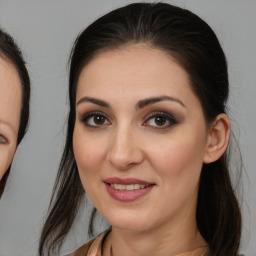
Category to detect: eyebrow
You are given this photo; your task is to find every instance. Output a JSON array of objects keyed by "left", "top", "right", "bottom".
[
  {"left": 76, "top": 95, "right": 186, "bottom": 109},
  {"left": 76, "top": 97, "right": 110, "bottom": 108},
  {"left": 136, "top": 96, "right": 186, "bottom": 109}
]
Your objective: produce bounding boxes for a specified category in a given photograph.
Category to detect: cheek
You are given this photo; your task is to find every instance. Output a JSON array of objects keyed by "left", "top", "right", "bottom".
[
  {"left": 145, "top": 137, "right": 206, "bottom": 218},
  {"left": 73, "top": 124, "right": 106, "bottom": 185},
  {"left": 0, "top": 147, "right": 16, "bottom": 180},
  {"left": 0, "top": 155, "right": 8, "bottom": 180},
  {"left": 146, "top": 134, "right": 206, "bottom": 184}
]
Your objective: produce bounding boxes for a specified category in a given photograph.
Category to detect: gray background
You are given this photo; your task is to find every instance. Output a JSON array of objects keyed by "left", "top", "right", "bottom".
[{"left": 0, "top": 0, "right": 255, "bottom": 255}]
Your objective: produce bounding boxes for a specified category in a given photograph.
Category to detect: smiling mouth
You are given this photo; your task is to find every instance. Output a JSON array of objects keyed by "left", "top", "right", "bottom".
[
  {"left": 109, "top": 183, "right": 149, "bottom": 191},
  {"left": 104, "top": 179, "right": 155, "bottom": 202}
]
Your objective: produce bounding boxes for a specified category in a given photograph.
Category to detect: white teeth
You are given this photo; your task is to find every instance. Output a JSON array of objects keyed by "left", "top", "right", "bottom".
[
  {"left": 134, "top": 184, "right": 141, "bottom": 190},
  {"left": 110, "top": 184, "right": 146, "bottom": 191}
]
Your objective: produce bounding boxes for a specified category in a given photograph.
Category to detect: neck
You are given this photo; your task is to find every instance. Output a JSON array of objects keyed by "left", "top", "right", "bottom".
[{"left": 103, "top": 217, "right": 207, "bottom": 256}]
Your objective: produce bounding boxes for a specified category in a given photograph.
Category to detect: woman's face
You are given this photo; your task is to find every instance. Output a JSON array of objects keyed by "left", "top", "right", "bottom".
[
  {"left": 73, "top": 45, "right": 211, "bottom": 232},
  {"left": 0, "top": 57, "right": 21, "bottom": 180}
]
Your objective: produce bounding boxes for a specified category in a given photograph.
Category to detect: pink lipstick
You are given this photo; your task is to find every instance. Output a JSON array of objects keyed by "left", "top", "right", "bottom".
[{"left": 104, "top": 177, "right": 155, "bottom": 202}]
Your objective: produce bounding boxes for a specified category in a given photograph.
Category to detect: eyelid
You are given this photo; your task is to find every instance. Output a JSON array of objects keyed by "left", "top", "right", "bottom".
[
  {"left": 142, "top": 111, "right": 178, "bottom": 128},
  {"left": 80, "top": 111, "right": 111, "bottom": 127},
  {"left": 80, "top": 111, "right": 109, "bottom": 121},
  {"left": 145, "top": 111, "right": 177, "bottom": 121}
]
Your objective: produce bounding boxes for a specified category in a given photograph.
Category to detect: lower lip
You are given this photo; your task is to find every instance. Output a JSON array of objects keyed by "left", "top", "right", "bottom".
[{"left": 105, "top": 183, "right": 154, "bottom": 202}]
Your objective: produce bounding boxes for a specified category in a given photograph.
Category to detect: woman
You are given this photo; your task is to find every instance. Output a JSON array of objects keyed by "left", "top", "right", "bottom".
[
  {"left": 39, "top": 3, "right": 241, "bottom": 256},
  {"left": 0, "top": 28, "right": 30, "bottom": 198}
]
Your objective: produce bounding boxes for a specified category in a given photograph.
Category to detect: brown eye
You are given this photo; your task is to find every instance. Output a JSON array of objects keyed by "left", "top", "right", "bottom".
[
  {"left": 154, "top": 116, "right": 167, "bottom": 126},
  {"left": 93, "top": 115, "right": 106, "bottom": 125},
  {"left": 143, "top": 112, "right": 177, "bottom": 129},
  {"left": 0, "top": 134, "right": 7, "bottom": 144},
  {"left": 80, "top": 112, "right": 111, "bottom": 128}
]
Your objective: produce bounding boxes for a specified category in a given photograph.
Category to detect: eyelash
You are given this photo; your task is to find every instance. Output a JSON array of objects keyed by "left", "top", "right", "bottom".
[
  {"left": 143, "top": 111, "right": 177, "bottom": 129},
  {"left": 80, "top": 111, "right": 111, "bottom": 128},
  {"left": 80, "top": 111, "right": 177, "bottom": 130}
]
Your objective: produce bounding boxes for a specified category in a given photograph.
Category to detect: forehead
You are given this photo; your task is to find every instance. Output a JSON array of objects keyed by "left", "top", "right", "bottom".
[
  {"left": 79, "top": 45, "right": 186, "bottom": 89},
  {"left": 76, "top": 45, "right": 197, "bottom": 104},
  {"left": 0, "top": 57, "right": 22, "bottom": 134}
]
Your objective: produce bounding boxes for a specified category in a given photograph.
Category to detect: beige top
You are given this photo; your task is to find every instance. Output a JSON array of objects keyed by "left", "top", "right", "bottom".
[{"left": 67, "top": 230, "right": 209, "bottom": 256}]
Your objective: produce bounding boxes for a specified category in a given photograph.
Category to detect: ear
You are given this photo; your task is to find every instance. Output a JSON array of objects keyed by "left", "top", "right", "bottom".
[{"left": 203, "top": 113, "right": 230, "bottom": 163}]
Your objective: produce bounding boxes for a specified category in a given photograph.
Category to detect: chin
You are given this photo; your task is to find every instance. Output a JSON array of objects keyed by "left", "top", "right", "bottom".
[{"left": 103, "top": 210, "right": 153, "bottom": 232}]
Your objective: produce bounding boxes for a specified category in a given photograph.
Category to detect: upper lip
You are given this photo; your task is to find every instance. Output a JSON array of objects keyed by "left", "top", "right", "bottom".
[{"left": 104, "top": 177, "right": 154, "bottom": 186}]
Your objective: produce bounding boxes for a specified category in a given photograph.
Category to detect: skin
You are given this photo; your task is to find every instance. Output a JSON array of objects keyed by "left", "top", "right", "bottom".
[
  {"left": 73, "top": 45, "right": 230, "bottom": 256},
  {"left": 0, "top": 57, "right": 21, "bottom": 180}
]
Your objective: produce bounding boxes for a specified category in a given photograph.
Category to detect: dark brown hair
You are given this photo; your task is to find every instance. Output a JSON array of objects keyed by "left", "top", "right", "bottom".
[
  {"left": 39, "top": 3, "right": 241, "bottom": 255},
  {"left": 0, "top": 28, "right": 30, "bottom": 198}
]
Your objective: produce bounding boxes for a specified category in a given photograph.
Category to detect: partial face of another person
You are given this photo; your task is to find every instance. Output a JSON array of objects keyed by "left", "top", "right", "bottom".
[
  {"left": 0, "top": 57, "right": 22, "bottom": 180},
  {"left": 73, "top": 45, "right": 212, "bottom": 232}
]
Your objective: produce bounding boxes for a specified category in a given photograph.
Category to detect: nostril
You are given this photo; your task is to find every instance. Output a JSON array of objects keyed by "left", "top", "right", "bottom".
[{"left": 107, "top": 133, "right": 144, "bottom": 169}]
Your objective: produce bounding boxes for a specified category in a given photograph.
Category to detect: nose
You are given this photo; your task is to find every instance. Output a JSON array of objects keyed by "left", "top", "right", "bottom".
[{"left": 107, "top": 125, "right": 144, "bottom": 170}]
